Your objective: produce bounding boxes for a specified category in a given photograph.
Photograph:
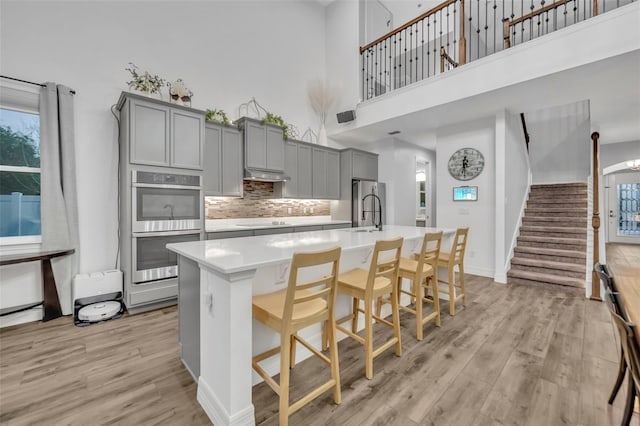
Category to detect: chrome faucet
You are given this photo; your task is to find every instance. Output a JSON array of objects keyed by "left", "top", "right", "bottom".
[
  {"left": 163, "top": 204, "right": 175, "bottom": 220},
  {"left": 362, "top": 193, "right": 383, "bottom": 231}
]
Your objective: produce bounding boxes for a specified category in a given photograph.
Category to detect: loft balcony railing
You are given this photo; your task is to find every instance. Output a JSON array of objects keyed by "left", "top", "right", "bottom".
[{"left": 360, "top": 0, "right": 635, "bottom": 100}]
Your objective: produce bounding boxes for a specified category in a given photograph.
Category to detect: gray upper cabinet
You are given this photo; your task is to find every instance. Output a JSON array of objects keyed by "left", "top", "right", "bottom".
[
  {"left": 312, "top": 147, "right": 341, "bottom": 200},
  {"left": 221, "top": 127, "right": 242, "bottom": 196},
  {"left": 284, "top": 141, "right": 313, "bottom": 199},
  {"left": 171, "top": 110, "right": 204, "bottom": 170},
  {"left": 127, "top": 96, "right": 204, "bottom": 170},
  {"left": 352, "top": 150, "right": 378, "bottom": 181},
  {"left": 204, "top": 122, "right": 243, "bottom": 197},
  {"left": 239, "top": 117, "right": 285, "bottom": 172},
  {"left": 130, "top": 100, "right": 170, "bottom": 166}
]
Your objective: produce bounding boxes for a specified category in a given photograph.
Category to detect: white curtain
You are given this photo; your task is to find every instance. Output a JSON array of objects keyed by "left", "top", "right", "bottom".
[{"left": 39, "top": 83, "right": 79, "bottom": 315}]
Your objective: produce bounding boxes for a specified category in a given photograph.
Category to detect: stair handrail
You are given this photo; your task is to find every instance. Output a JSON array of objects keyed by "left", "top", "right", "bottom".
[
  {"left": 503, "top": 0, "right": 576, "bottom": 48},
  {"left": 440, "top": 47, "right": 459, "bottom": 73},
  {"left": 591, "top": 131, "right": 602, "bottom": 301},
  {"left": 520, "top": 113, "right": 530, "bottom": 152},
  {"left": 360, "top": 0, "right": 467, "bottom": 66}
]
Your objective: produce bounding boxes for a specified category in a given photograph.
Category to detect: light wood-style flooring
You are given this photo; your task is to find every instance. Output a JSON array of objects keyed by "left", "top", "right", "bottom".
[{"left": 1, "top": 247, "right": 638, "bottom": 425}]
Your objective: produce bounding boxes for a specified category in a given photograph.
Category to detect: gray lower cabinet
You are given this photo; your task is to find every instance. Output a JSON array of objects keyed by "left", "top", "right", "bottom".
[
  {"left": 294, "top": 225, "right": 323, "bottom": 232},
  {"left": 128, "top": 96, "right": 204, "bottom": 170},
  {"left": 204, "top": 123, "right": 242, "bottom": 197},
  {"left": 178, "top": 256, "right": 200, "bottom": 380},
  {"left": 207, "top": 230, "right": 254, "bottom": 239},
  {"left": 283, "top": 141, "right": 312, "bottom": 198},
  {"left": 254, "top": 227, "right": 294, "bottom": 236},
  {"left": 312, "top": 147, "right": 341, "bottom": 200},
  {"left": 322, "top": 223, "right": 351, "bottom": 230}
]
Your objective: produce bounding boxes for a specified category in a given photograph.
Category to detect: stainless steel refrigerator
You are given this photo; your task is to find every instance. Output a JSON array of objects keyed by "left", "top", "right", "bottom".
[{"left": 352, "top": 180, "right": 386, "bottom": 227}]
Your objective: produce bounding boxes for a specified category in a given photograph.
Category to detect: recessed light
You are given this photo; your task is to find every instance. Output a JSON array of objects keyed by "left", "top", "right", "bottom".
[{"left": 388, "top": 130, "right": 401, "bottom": 135}]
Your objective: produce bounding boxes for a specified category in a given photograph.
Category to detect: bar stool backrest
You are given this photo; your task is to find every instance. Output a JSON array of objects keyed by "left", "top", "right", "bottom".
[
  {"left": 283, "top": 246, "right": 342, "bottom": 330},
  {"left": 448, "top": 227, "right": 469, "bottom": 266},
  {"left": 418, "top": 231, "right": 443, "bottom": 272},
  {"left": 597, "top": 263, "right": 627, "bottom": 319},
  {"left": 366, "top": 238, "right": 404, "bottom": 298}
]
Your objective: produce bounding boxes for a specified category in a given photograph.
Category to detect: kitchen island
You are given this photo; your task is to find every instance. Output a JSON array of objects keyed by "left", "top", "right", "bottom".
[{"left": 167, "top": 225, "right": 453, "bottom": 426}]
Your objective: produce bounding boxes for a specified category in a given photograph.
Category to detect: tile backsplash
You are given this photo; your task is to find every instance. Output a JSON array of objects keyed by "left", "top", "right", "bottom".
[{"left": 205, "top": 181, "right": 331, "bottom": 219}]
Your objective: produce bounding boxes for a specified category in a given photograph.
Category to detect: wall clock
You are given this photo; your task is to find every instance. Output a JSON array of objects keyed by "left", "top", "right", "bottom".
[{"left": 448, "top": 147, "right": 485, "bottom": 181}]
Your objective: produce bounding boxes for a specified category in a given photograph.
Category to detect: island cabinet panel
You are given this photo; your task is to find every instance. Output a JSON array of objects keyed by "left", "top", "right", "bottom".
[
  {"left": 128, "top": 97, "right": 204, "bottom": 170},
  {"left": 130, "top": 99, "right": 170, "bottom": 166},
  {"left": 171, "top": 110, "right": 204, "bottom": 170},
  {"left": 312, "top": 147, "right": 341, "bottom": 200},
  {"left": 204, "top": 123, "right": 243, "bottom": 197},
  {"left": 352, "top": 150, "right": 378, "bottom": 181},
  {"left": 323, "top": 223, "right": 351, "bottom": 230}
]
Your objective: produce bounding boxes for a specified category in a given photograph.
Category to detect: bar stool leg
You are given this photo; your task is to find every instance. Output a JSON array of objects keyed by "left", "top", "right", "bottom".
[
  {"left": 365, "top": 299, "right": 374, "bottom": 379},
  {"left": 352, "top": 297, "right": 359, "bottom": 334},
  {"left": 280, "top": 333, "right": 292, "bottom": 426},
  {"left": 608, "top": 352, "right": 626, "bottom": 404},
  {"left": 391, "top": 286, "right": 402, "bottom": 356},
  {"left": 448, "top": 267, "right": 456, "bottom": 316},
  {"left": 415, "top": 277, "right": 423, "bottom": 341},
  {"left": 622, "top": 375, "right": 636, "bottom": 426},
  {"left": 328, "top": 319, "right": 342, "bottom": 404},
  {"left": 289, "top": 334, "right": 297, "bottom": 369},
  {"left": 432, "top": 276, "right": 441, "bottom": 327},
  {"left": 459, "top": 264, "right": 466, "bottom": 306}
]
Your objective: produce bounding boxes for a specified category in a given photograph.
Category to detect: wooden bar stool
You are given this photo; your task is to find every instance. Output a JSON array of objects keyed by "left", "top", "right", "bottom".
[
  {"left": 437, "top": 227, "right": 469, "bottom": 316},
  {"left": 252, "top": 246, "right": 342, "bottom": 426},
  {"left": 378, "top": 231, "right": 443, "bottom": 341},
  {"left": 335, "top": 238, "right": 403, "bottom": 379}
]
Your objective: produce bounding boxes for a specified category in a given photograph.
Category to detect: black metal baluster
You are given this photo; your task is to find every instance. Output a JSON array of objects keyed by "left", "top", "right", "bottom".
[
  {"left": 434, "top": 13, "right": 438, "bottom": 73},
  {"left": 361, "top": 52, "right": 364, "bottom": 101},
  {"left": 415, "top": 23, "right": 419, "bottom": 82},
  {"left": 403, "top": 28, "right": 407, "bottom": 86},
  {"left": 409, "top": 25, "right": 413, "bottom": 84},
  {"left": 493, "top": 0, "right": 497, "bottom": 54},
  {"left": 446, "top": 5, "right": 451, "bottom": 66},
  {"left": 574, "top": 0, "right": 578, "bottom": 24},
  {"left": 427, "top": 15, "right": 431, "bottom": 76},
  {"left": 453, "top": 2, "right": 458, "bottom": 62},
  {"left": 393, "top": 35, "right": 397, "bottom": 90},
  {"left": 483, "top": 0, "right": 488, "bottom": 57},
  {"left": 385, "top": 39, "right": 388, "bottom": 93},
  {"left": 422, "top": 19, "right": 425, "bottom": 80}
]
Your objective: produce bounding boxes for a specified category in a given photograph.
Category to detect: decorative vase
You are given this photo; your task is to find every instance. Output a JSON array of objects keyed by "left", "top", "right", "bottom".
[{"left": 318, "top": 124, "right": 328, "bottom": 146}]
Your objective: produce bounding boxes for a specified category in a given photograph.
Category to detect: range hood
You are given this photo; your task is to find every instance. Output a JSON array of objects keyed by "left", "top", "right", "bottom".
[{"left": 243, "top": 168, "right": 290, "bottom": 182}]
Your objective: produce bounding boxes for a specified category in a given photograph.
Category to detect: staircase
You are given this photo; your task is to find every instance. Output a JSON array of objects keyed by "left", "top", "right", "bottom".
[{"left": 508, "top": 183, "right": 588, "bottom": 290}]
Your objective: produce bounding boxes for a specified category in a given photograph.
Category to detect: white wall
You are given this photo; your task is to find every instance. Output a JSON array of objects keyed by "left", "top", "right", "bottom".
[
  {"left": 364, "top": 137, "right": 435, "bottom": 226},
  {"left": 0, "top": 1, "right": 326, "bottom": 322},
  {"left": 436, "top": 118, "right": 495, "bottom": 278},
  {"left": 500, "top": 110, "right": 531, "bottom": 281},
  {"left": 528, "top": 100, "right": 591, "bottom": 184},
  {"left": 600, "top": 140, "right": 640, "bottom": 169}
]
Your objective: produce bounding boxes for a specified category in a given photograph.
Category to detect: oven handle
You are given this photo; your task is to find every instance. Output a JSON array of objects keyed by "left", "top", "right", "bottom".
[
  {"left": 132, "top": 230, "right": 202, "bottom": 238},
  {"left": 132, "top": 182, "right": 202, "bottom": 190}
]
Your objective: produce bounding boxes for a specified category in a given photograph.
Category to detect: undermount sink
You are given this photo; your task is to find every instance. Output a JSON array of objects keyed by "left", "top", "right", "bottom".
[{"left": 346, "top": 227, "right": 380, "bottom": 233}]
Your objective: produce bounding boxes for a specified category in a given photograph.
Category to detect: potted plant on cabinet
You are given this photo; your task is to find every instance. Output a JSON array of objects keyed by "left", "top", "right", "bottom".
[{"left": 125, "top": 63, "right": 165, "bottom": 98}]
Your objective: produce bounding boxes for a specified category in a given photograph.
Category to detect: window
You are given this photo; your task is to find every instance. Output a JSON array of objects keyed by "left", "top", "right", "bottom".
[{"left": 0, "top": 84, "right": 41, "bottom": 244}]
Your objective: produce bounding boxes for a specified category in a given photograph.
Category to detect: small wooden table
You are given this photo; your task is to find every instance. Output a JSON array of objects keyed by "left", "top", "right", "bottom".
[
  {"left": 607, "top": 262, "right": 640, "bottom": 348},
  {"left": 0, "top": 249, "right": 75, "bottom": 321}
]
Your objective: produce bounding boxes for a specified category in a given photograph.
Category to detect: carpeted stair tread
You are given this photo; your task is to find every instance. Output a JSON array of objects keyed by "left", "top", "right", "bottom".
[
  {"left": 526, "top": 199, "right": 588, "bottom": 206},
  {"left": 514, "top": 246, "right": 586, "bottom": 259},
  {"left": 520, "top": 225, "right": 586, "bottom": 235},
  {"left": 530, "top": 183, "right": 588, "bottom": 189},
  {"left": 517, "top": 235, "right": 586, "bottom": 245},
  {"left": 507, "top": 268, "right": 585, "bottom": 288},
  {"left": 524, "top": 208, "right": 587, "bottom": 215},
  {"left": 523, "top": 216, "right": 587, "bottom": 223},
  {"left": 511, "top": 257, "right": 585, "bottom": 273}
]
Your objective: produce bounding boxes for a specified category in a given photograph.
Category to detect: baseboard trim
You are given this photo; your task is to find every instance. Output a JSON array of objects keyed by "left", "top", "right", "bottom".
[{"left": 198, "top": 378, "right": 255, "bottom": 426}]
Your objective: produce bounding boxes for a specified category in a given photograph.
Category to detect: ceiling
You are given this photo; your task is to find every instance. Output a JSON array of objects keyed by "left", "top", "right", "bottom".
[{"left": 329, "top": 50, "right": 640, "bottom": 150}]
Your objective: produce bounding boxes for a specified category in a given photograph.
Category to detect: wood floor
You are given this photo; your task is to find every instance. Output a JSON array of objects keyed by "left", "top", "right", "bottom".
[{"left": 1, "top": 248, "right": 638, "bottom": 425}]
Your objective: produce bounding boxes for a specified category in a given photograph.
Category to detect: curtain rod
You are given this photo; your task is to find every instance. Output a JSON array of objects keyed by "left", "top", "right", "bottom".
[{"left": 0, "top": 75, "right": 76, "bottom": 95}]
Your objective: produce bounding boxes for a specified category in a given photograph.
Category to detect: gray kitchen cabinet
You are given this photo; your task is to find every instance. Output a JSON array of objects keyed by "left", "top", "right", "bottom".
[
  {"left": 207, "top": 230, "right": 254, "bottom": 240},
  {"left": 312, "top": 147, "right": 341, "bottom": 200},
  {"left": 284, "top": 141, "right": 313, "bottom": 198},
  {"left": 294, "top": 225, "right": 323, "bottom": 232},
  {"left": 204, "top": 123, "right": 242, "bottom": 197},
  {"left": 130, "top": 99, "right": 170, "bottom": 167},
  {"left": 128, "top": 96, "right": 204, "bottom": 170},
  {"left": 352, "top": 150, "right": 378, "bottom": 181},
  {"left": 254, "top": 227, "right": 294, "bottom": 236},
  {"left": 238, "top": 117, "right": 285, "bottom": 172},
  {"left": 323, "top": 223, "right": 351, "bottom": 230}
]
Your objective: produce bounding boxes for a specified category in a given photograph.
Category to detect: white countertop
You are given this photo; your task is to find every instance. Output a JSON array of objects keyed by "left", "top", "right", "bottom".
[
  {"left": 168, "top": 225, "right": 454, "bottom": 275},
  {"left": 205, "top": 216, "right": 351, "bottom": 232}
]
